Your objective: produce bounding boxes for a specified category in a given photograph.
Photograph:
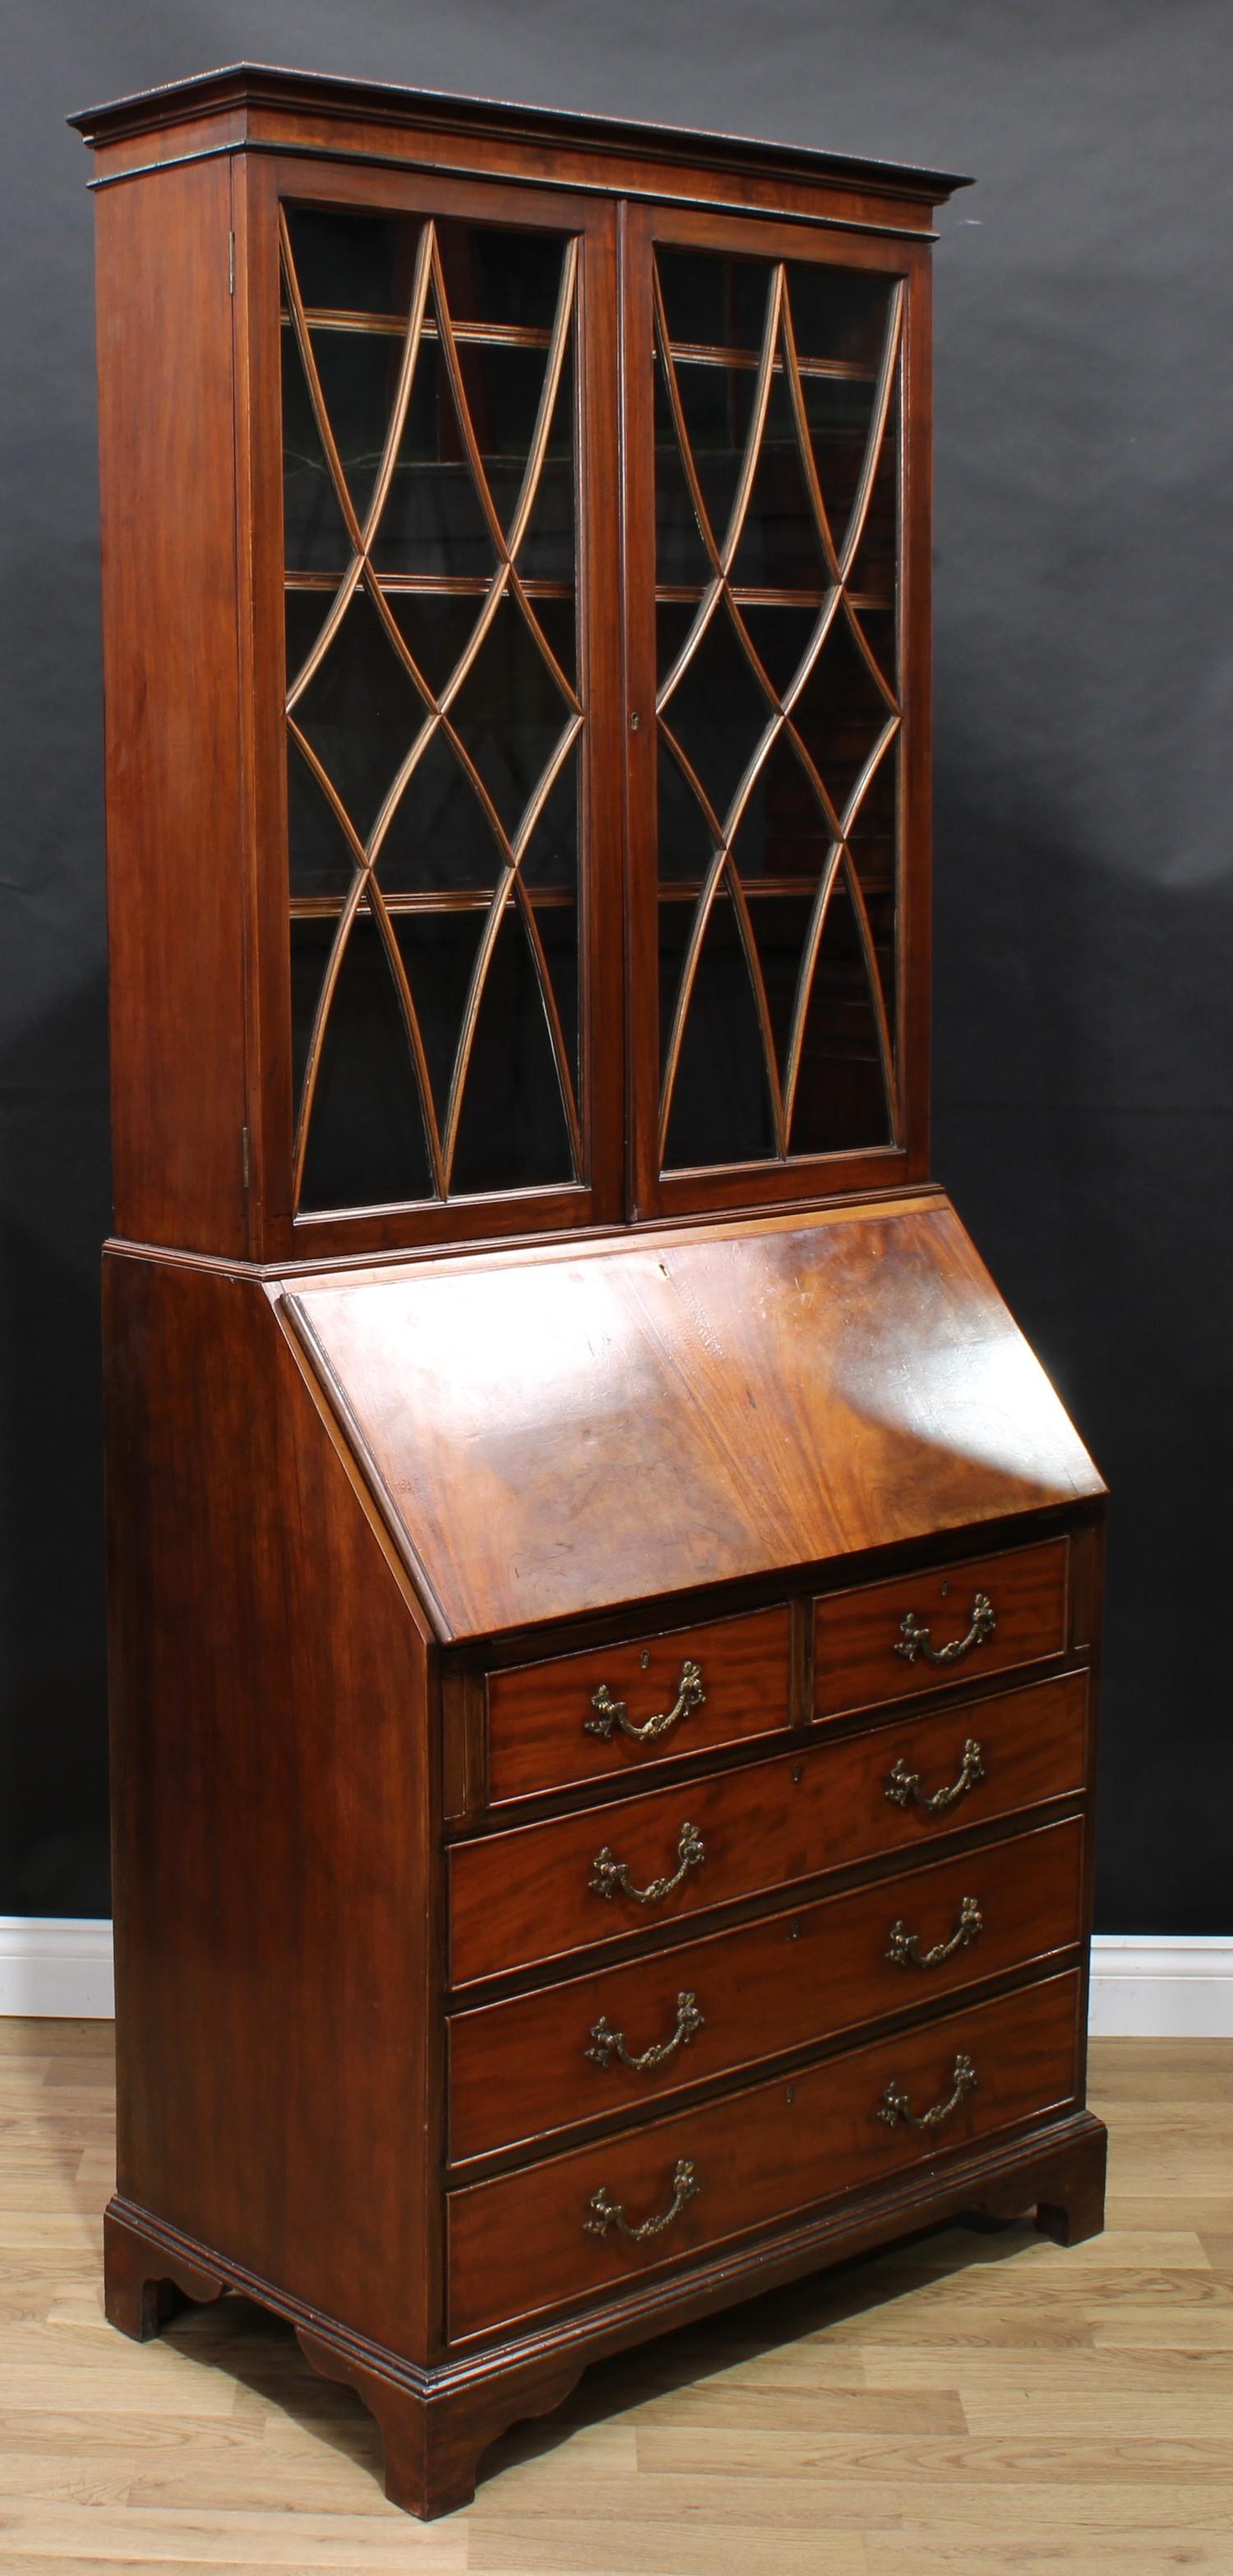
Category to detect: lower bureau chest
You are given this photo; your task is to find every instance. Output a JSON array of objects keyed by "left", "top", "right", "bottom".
[{"left": 439, "top": 1523, "right": 1097, "bottom": 2349}]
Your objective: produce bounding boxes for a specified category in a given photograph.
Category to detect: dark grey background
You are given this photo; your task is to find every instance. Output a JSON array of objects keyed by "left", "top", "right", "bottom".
[{"left": 2, "top": 0, "right": 1229, "bottom": 1929}]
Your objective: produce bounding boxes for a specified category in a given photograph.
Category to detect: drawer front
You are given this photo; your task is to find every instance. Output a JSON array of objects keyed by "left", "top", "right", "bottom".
[
  {"left": 449, "top": 1667, "right": 1088, "bottom": 1985},
  {"left": 450, "top": 1813, "right": 1086, "bottom": 2161},
  {"left": 814, "top": 1539, "right": 1069, "bottom": 1721},
  {"left": 487, "top": 1605, "right": 792, "bottom": 1806},
  {"left": 448, "top": 1969, "right": 1082, "bottom": 2339}
]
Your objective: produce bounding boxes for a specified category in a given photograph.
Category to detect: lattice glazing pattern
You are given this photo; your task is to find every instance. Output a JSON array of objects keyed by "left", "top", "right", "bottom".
[
  {"left": 653, "top": 249, "right": 903, "bottom": 1171},
  {"left": 280, "top": 206, "right": 583, "bottom": 1212}
]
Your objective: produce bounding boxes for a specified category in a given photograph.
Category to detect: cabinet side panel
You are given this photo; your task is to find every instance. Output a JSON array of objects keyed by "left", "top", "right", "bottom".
[
  {"left": 95, "top": 161, "right": 247, "bottom": 1253},
  {"left": 104, "top": 1254, "right": 436, "bottom": 2359}
]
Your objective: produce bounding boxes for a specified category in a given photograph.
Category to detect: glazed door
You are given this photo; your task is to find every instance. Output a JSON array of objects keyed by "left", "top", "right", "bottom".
[
  {"left": 621, "top": 204, "right": 931, "bottom": 1219},
  {"left": 240, "top": 160, "right": 624, "bottom": 1259}
]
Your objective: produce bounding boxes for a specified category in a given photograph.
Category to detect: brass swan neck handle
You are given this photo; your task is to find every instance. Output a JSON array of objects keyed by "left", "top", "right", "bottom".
[
  {"left": 585, "top": 1660, "right": 706, "bottom": 1744},
  {"left": 886, "top": 1737, "right": 986, "bottom": 1813},
  {"left": 876, "top": 2053, "right": 978, "bottom": 2132},
  {"left": 585, "top": 1991, "right": 705, "bottom": 2072},
  {"left": 584, "top": 2158, "right": 700, "bottom": 2241},
  {"left": 894, "top": 1591, "right": 995, "bottom": 1668},
  {"left": 589, "top": 1821, "right": 705, "bottom": 1906}
]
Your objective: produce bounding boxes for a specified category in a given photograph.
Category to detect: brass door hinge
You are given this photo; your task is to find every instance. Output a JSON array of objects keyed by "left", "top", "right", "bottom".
[
  {"left": 228, "top": 230, "right": 235, "bottom": 296},
  {"left": 241, "top": 1124, "right": 252, "bottom": 1191}
]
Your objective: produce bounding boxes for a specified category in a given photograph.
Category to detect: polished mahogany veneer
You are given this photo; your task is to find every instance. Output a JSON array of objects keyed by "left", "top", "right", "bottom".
[
  {"left": 448, "top": 1814, "right": 1086, "bottom": 2162},
  {"left": 485, "top": 1603, "right": 792, "bottom": 1805},
  {"left": 76, "top": 62, "right": 1106, "bottom": 2524},
  {"left": 449, "top": 1668, "right": 1089, "bottom": 1985}
]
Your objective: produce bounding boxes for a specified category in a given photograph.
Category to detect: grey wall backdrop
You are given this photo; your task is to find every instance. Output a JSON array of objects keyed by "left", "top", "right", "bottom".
[{"left": 2, "top": 0, "right": 1230, "bottom": 1929}]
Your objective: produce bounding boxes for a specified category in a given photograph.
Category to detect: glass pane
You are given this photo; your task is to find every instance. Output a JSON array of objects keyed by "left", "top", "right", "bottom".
[
  {"left": 448, "top": 904, "right": 575, "bottom": 1195},
  {"left": 285, "top": 205, "right": 415, "bottom": 316},
  {"left": 667, "top": 357, "right": 757, "bottom": 547},
  {"left": 520, "top": 742, "right": 580, "bottom": 890},
  {"left": 287, "top": 587, "right": 424, "bottom": 847},
  {"left": 792, "top": 611, "right": 892, "bottom": 823},
  {"left": 659, "top": 600, "right": 770, "bottom": 830},
  {"left": 287, "top": 737, "right": 356, "bottom": 901},
  {"left": 293, "top": 915, "right": 433, "bottom": 1212},
  {"left": 657, "top": 247, "right": 773, "bottom": 354},
  {"left": 371, "top": 338, "right": 497, "bottom": 581},
  {"left": 728, "top": 371, "right": 827, "bottom": 592},
  {"left": 450, "top": 592, "right": 575, "bottom": 841},
  {"left": 785, "top": 261, "right": 892, "bottom": 370},
  {"left": 281, "top": 200, "right": 582, "bottom": 1211},
  {"left": 654, "top": 241, "right": 902, "bottom": 1175},
  {"left": 747, "top": 892, "right": 813, "bottom": 1082},
  {"left": 653, "top": 357, "right": 711, "bottom": 588},
  {"left": 436, "top": 218, "right": 565, "bottom": 333},
  {"left": 375, "top": 730, "right": 501, "bottom": 897},
  {"left": 727, "top": 730, "right": 834, "bottom": 888},
  {"left": 788, "top": 876, "right": 890, "bottom": 1156},
  {"left": 282, "top": 331, "right": 352, "bottom": 574},
  {"left": 662, "top": 888, "right": 775, "bottom": 1168},
  {"left": 391, "top": 910, "right": 487, "bottom": 1126}
]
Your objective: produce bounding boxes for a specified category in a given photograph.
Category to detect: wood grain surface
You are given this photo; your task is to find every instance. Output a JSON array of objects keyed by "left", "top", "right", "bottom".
[
  {"left": 449, "top": 1669, "right": 1088, "bottom": 1985},
  {"left": 485, "top": 1605, "right": 792, "bottom": 1804},
  {"left": 814, "top": 1537, "right": 1069, "bottom": 1718},
  {"left": 104, "top": 1253, "right": 440, "bottom": 2363},
  {"left": 287, "top": 1197, "right": 1105, "bottom": 1640},
  {"left": 3, "top": 2020, "right": 1226, "bottom": 2564},
  {"left": 447, "top": 1971, "right": 1083, "bottom": 2339},
  {"left": 94, "top": 158, "right": 249, "bottom": 1257},
  {"left": 448, "top": 1814, "right": 1086, "bottom": 2162}
]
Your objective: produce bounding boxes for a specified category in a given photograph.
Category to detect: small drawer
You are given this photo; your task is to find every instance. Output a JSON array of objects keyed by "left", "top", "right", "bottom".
[
  {"left": 486, "top": 1604, "right": 792, "bottom": 1806},
  {"left": 449, "top": 1813, "right": 1085, "bottom": 2162},
  {"left": 448, "top": 1666, "right": 1088, "bottom": 1986},
  {"left": 815, "top": 1538, "right": 1069, "bottom": 1721},
  {"left": 448, "top": 1968, "right": 1082, "bottom": 2339}
]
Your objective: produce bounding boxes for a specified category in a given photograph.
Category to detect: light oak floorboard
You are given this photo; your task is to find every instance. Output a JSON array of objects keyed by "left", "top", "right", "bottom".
[{"left": 0, "top": 2028, "right": 1228, "bottom": 2569}]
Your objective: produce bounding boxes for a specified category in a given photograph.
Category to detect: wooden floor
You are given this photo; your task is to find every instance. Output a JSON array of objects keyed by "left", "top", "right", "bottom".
[{"left": 1, "top": 2024, "right": 1231, "bottom": 2572}]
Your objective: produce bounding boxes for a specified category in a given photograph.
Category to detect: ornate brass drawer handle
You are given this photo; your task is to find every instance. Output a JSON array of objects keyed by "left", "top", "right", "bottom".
[
  {"left": 589, "top": 1820, "right": 704, "bottom": 1905},
  {"left": 585, "top": 1659, "right": 706, "bottom": 1744},
  {"left": 876, "top": 2052, "right": 978, "bottom": 2131},
  {"left": 585, "top": 1990, "right": 704, "bottom": 2072},
  {"left": 584, "top": 2157, "right": 700, "bottom": 2242},
  {"left": 894, "top": 1590, "right": 995, "bottom": 1668},
  {"left": 885, "top": 1736, "right": 985, "bottom": 1813},
  {"left": 886, "top": 1894, "right": 983, "bottom": 1969}
]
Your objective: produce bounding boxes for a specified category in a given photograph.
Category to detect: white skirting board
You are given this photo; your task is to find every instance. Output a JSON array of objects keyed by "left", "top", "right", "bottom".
[
  {"left": 1086, "top": 1937, "right": 1233, "bottom": 2039},
  {"left": 0, "top": 1918, "right": 116, "bottom": 2019},
  {"left": 0, "top": 1919, "right": 1231, "bottom": 2035}
]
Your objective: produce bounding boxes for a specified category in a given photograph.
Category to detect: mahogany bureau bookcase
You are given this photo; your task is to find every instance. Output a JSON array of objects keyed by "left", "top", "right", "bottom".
[{"left": 72, "top": 64, "right": 1107, "bottom": 2519}]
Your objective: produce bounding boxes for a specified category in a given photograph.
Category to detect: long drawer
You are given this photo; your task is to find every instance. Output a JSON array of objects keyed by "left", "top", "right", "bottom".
[
  {"left": 486, "top": 1603, "right": 792, "bottom": 1806},
  {"left": 449, "top": 1814, "right": 1085, "bottom": 2162},
  {"left": 448, "top": 1969, "right": 1082, "bottom": 2340},
  {"left": 448, "top": 1668, "right": 1088, "bottom": 1986},
  {"left": 814, "top": 1539, "right": 1069, "bottom": 1721}
]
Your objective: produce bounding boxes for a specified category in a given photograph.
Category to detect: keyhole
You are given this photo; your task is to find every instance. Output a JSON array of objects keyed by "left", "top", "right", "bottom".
[
  {"left": 791, "top": 1763, "right": 803, "bottom": 1785},
  {"left": 785, "top": 2085, "right": 795, "bottom": 2106},
  {"left": 640, "top": 1651, "right": 650, "bottom": 1670},
  {"left": 941, "top": 1578, "right": 950, "bottom": 1598}
]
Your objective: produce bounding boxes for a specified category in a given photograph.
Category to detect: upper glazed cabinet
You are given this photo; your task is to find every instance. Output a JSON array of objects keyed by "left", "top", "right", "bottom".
[{"left": 81, "top": 71, "right": 955, "bottom": 1262}]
